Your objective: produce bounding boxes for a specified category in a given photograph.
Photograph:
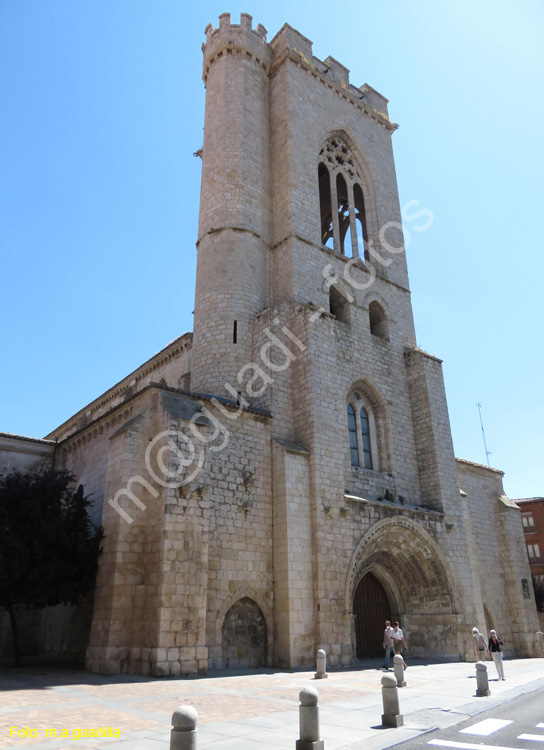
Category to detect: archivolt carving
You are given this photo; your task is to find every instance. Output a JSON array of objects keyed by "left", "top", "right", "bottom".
[{"left": 345, "top": 516, "right": 458, "bottom": 615}]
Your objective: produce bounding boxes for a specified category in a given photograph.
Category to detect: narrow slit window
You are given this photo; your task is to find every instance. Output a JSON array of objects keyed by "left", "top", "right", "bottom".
[
  {"left": 318, "top": 163, "right": 334, "bottom": 249},
  {"left": 360, "top": 407, "right": 373, "bottom": 469},
  {"left": 353, "top": 184, "right": 368, "bottom": 262},
  {"left": 348, "top": 404, "right": 358, "bottom": 466},
  {"left": 233, "top": 320, "right": 238, "bottom": 344},
  {"left": 336, "top": 173, "right": 352, "bottom": 257}
]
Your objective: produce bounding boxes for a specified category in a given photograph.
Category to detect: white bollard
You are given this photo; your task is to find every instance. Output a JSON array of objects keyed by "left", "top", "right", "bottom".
[
  {"left": 476, "top": 661, "right": 490, "bottom": 697},
  {"left": 315, "top": 649, "right": 328, "bottom": 679},
  {"left": 381, "top": 674, "right": 404, "bottom": 728},
  {"left": 296, "top": 687, "right": 324, "bottom": 750},
  {"left": 171, "top": 705, "right": 198, "bottom": 750},
  {"left": 393, "top": 653, "right": 406, "bottom": 687}
]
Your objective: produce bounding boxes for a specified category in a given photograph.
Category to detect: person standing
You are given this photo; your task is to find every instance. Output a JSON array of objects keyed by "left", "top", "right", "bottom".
[
  {"left": 391, "top": 621, "right": 408, "bottom": 669},
  {"left": 488, "top": 629, "right": 505, "bottom": 680},
  {"left": 383, "top": 620, "right": 395, "bottom": 670},
  {"left": 472, "top": 627, "right": 487, "bottom": 660}
]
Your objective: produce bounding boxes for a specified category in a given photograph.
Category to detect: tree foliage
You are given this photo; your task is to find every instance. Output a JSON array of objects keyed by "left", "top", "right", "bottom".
[{"left": 0, "top": 467, "right": 103, "bottom": 664}]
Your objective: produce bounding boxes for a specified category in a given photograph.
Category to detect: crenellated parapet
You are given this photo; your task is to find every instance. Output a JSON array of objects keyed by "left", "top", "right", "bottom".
[
  {"left": 202, "top": 12, "right": 271, "bottom": 83},
  {"left": 268, "top": 22, "right": 392, "bottom": 125},
  {"left": 202, "top": 13, "right": 395, "bottom": 129}
]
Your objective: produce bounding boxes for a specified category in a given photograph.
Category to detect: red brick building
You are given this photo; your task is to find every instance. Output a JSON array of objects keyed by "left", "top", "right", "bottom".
[{"left": 514, "top": 498, "right": 544, "bottom": 584}]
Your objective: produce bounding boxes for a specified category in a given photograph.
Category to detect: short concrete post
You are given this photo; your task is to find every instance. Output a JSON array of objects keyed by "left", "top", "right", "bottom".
[
  {"left": 476, "top": 661, "right": 490, "bottom": 697},
  {"left": 296, "top": 687, "right": 324, "bottom": 750},
  {"left": 315, "top": 649, "right": 328, "bottom": 679},
  {"left": 381, "top": 674, "right": 404, "bottom": 728},
  {"left": 393, "top": 653, "right": 406, "bottom": 687},
  {"left": 171, "top": 706, "right": 198, "bottom": 750}
]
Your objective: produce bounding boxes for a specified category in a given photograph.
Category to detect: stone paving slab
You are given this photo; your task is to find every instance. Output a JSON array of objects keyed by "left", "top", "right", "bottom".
[{"left": 1, "top": 658, "right": 543, "bottom": 750}]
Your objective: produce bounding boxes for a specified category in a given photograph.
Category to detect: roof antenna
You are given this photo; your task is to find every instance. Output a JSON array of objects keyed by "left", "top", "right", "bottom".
[{"left": 477, "top": 402, "right": 492, "bottom": 467}]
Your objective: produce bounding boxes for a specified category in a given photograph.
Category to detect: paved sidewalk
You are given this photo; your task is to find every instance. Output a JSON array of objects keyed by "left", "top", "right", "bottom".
[{"left": 1, "top": 658, "right": 543, "bottom": 750}]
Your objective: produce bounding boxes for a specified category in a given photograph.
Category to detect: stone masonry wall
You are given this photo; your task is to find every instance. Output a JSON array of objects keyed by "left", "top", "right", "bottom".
[
  {"left": 457, "top": 461, "right": 541, "bottom": 657},
  {"left": 191, "top": 15, "right": 272, "bottom": 397}
]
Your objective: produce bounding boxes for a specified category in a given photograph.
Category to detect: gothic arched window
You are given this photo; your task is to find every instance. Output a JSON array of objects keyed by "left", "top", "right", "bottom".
[
  {"left": 318, "top": 137, "right": 368, "bottom": 262},
  {"left": 347, "top": 391, "right": 379, "bottom": 470}
]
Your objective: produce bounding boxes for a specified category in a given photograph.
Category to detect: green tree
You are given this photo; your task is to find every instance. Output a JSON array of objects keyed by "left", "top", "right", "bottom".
[{"left": 0, "top": 467, "right": 103, "bottom": 666}]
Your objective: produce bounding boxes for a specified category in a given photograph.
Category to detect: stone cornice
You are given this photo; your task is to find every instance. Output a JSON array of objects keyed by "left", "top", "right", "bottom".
[
  {"left": 203, "top": 43, "right": 270, "bottom": 83},
  {"left": 196, "top": 225, "right": 267, "bottom": 248},
  {"left": 57, "top": 382, "right": 271, "bottom": 453},
  {"left": 455, "top": 457, "right": 504, "bottom": 476},
  {"left": 345, "top": 492, "right": 444, "bottom": 518},
  {"left": 46, "top": 333, "right": 193, "bottom": 442},
  {"left": 271, "top": 233, "right": 411, "bottom": 294},
  {"left": 404, "top": 345, "right": 443, "bottom": 364},
  {"left": 0, "top": 431, "right": 55, "bottom": 446}
]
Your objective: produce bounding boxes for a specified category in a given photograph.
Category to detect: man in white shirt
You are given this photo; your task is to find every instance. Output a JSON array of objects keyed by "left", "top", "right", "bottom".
[
  {"left": 383, "top": 620, "right": 394, "bottom": 670},
  {"left": 391, "top": 621, "right": 408, "bottom": 669}
]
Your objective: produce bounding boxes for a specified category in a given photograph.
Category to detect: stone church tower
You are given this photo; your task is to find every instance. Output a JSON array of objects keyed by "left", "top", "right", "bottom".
[
  {"left": 2, "top": 14, "right": 539, "bottom": 673},
  {"left": 185, "top": 13, "right": 538, "bottom": 668}
]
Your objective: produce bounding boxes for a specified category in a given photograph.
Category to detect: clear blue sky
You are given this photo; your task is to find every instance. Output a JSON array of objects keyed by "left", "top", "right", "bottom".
[{"left": 1, "top": 0, "right": 542, "bottom": 498}]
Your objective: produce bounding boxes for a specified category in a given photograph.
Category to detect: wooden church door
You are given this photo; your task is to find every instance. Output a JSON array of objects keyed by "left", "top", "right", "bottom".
[{"left": 353, "top": 572, "right": 391, "bottom": 658}]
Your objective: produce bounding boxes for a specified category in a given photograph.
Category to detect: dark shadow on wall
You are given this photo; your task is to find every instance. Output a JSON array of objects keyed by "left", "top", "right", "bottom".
[{"left": 0, "top": 593, "right": 95, "bottom": 669}]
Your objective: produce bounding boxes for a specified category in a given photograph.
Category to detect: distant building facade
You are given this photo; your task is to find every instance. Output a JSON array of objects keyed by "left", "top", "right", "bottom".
[
  {"left": 515, "top": 498, "right": 544, "bottom": 584},
  {"left": 1, "top": 14, "right": 541, "bottom": 673}
]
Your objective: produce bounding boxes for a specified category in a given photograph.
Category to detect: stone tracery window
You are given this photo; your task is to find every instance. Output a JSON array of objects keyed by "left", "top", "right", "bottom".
[{"left": 318, "top": 137, "right": 368, "bottom": 260}]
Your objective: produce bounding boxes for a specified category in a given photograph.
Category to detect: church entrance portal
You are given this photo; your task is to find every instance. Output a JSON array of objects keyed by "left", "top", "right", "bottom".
[
  {"left": 353, "top": 572, "right": 391, "bottom": 658},
  {"left": 221, "top": 597, "right": 267, "bottom": 668}
]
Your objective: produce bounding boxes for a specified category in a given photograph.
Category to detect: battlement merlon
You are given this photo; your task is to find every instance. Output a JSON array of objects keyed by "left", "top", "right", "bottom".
[
  {"left": 269, "top": 23, "right": 313, "bottom": 61},
  {"left": 359, "top": 83, "right": 390, "bottom": 119},
  {"left": 202, "top": 13, "right": 271, "bottom": 82}
]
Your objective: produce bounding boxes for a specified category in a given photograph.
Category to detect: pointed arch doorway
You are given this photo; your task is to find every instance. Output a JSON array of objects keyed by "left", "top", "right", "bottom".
[{"left": 353, "top": 572, "right": 392, "bottom": 658}]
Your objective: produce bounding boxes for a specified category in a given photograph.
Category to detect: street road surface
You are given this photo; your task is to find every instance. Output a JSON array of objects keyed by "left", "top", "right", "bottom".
[{"left": 395, "top": 688, "right": 544, "bottom": 750}]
